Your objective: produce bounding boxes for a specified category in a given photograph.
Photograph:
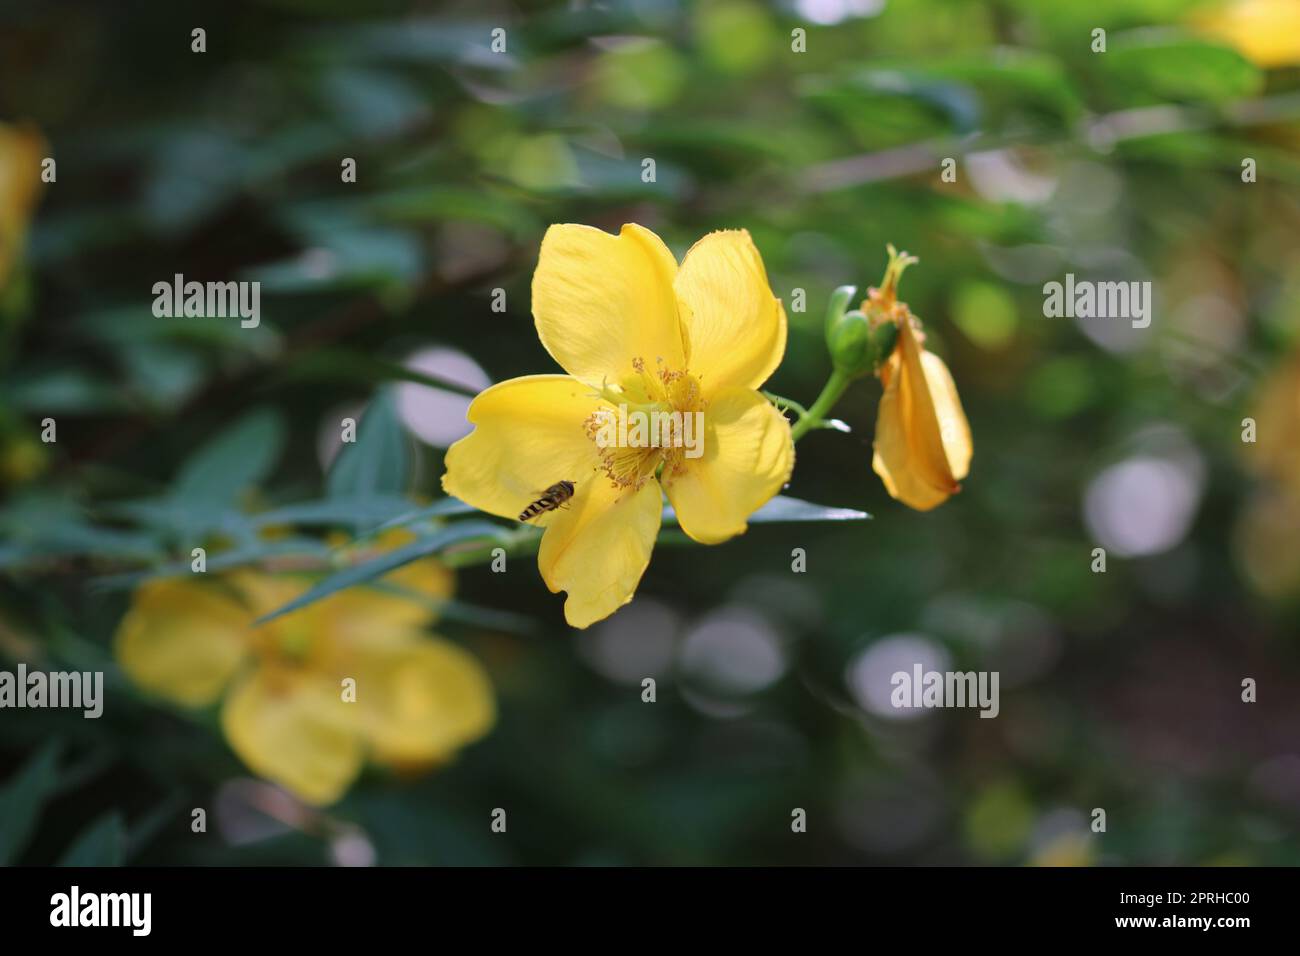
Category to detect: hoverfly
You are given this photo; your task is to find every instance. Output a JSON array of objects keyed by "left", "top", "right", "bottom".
[{"left": 519, "top": 480, "right": 576, "bottom": 522}]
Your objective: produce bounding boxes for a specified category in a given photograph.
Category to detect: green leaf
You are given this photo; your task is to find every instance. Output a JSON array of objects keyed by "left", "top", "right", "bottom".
[
  {"left": 360, "top": 496, "right": 478, "bottom": 536},
  {"left": 250, "top": 495, "right": 420, "bottom": 530},
  {"left": 92, "top": 537, "right": 331, "bottom": 591},
  {"left": 97, "top": 496, "right": 255, "bottom": 546},
  {"left": 433, "top": 598, "right": 539, "bottom": 635},
  {"left": 1105, "top": 32, "right": 1263, "bottom": 104},
  {"left": 0, "top": 741, "right": 63, "bottom": 865},
  {"left": 328, "top": 18, "right": 522, "bottom": 68},
  {"left": 366, "top": 581, "right": 539, "bottom": 635},
  {"left": 0, "top": 493, "right": 167, "bottom": 568},
  {"left": 57, "top": 812, "right": 126, "bottom": 867},
  {"left": 819, "top": 49, "right": 1084, "bottom": 134},
  {"left": 665, "top": 495, "right": 869, "bottom": 525},
  {"left": 277, "top": 349, "right": 481, "bottom": 397},
  {"left": 0, "top": 368, "right": 129, "bottom": 414},
  {"left": 253, "top": 208, "right": 423, "bottom": 293},
  {"left": 74, "top": 305, "right": 281, "bottom": 354},
  {"left": 173, "top": 407, "right": 286, "bottom": 505},
  {"left": 326, "top": 390, "right": 410, "bottom": 500},
  {"left": 364, "top": 186, "right": 539, "bottom": 239},
  {"left": 254, "top": 520, "right": 504, "bottom": 625}
]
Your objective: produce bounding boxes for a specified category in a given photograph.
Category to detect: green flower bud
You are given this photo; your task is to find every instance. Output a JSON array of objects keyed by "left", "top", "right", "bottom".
[
  {"left": 827, "top": 308, "right": 872, "bottom": 377},
  {"left": 823, "top": 284, "right": 857, "bottom": 337},
  {"left": 828, "top": 308, "right": 900, "bottom": 378},
  {"left": 868, "top": 320, "right": 899, "bottom": 369}
]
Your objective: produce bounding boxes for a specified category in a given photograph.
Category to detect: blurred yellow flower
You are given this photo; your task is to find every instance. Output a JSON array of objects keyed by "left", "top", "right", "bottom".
[
  {"left": 0, "top": 121, "right": 46, "bottom": 289},
  {"left": 1029, "top": 830, "right": 1095, "bottom": 867},
  {"left": 443, "top": 223, "right": 793, "bottom": 629},
  {"left": 867, "top": 250, "right": 973, "bottom": 511},
  {"left": 0, "top": 431, "right": 46, "bottom": 485},
  {"left": 1235, "top": 487, "right": 1300, "bottom": 597},
  {"left": 1242, "top": 350, "right": 1300, "bottom": 494},
  {"left": 1235, "top": 351, "right": 1300, "bottom": 597},
  {"left": 114, "top": 549, "right": 494, "bottom": 806},
  {"left": 1196, "top": 0, "right": 1300, "bottom": 68}
]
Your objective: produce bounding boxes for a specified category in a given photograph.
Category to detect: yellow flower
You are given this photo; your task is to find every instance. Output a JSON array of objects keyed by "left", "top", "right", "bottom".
[
  {"left": 1196, "top": 0, "right": 1300, "bottom": 68},
  {"left": 442, "top": 223, "right": 793, "bottom": 628},
  {"left": 1030, "top": 830, "right": 1095, "bottom": 867},
  {"left": 1235, "top": 487, "right": 1300, "bottom": 597},
  {"left": 1242, "top": 350, "right": 1300, "bottom": 496},
  {"left": 0, "top": 121, "right": 46, "bottom": 289},
  {"left": 114, "top": 548, "right": 494, "bottom": 806},
  {"left": 867, "top": 251, "right": 973, "bottom": 511},
  {"left": 1235, "top": 350, "right": 1300, "bottom": 597}
]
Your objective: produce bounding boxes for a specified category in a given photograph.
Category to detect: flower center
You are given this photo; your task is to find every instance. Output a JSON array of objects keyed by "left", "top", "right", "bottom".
[
  {"left": 583, "top": 357, "right": 706, "bottom": 491},
  {"left": 250, "top": 613, "right": 341, "bottom": 675}
]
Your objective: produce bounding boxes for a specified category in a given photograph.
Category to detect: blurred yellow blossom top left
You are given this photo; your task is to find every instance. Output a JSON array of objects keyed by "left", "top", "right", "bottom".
[
  {"left": 114, "top": 544, "right": 495, "bottom": 806},
  {"left": 0, "top": 121, "right": 46, "bottom": 289}
]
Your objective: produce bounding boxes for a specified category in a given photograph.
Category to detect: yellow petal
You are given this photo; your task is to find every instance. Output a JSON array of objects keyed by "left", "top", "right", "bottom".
[
  {"left": 0, "top": 122, "right": 46, "bottom": 288},
  {"left": 326, "top": 530, "right": 457, "bottom": 633},
  {"left": 332, "top": 528, "right": 455, "bottom": 602},
  {"left": 1235, "top": 487, "right": 1300, "bottom": 598},
  {"left": 114, "top": 578, "right": 250, "bottom": 708},
  {"left": 1196, "top": 0, "right": 1300, "bottom": 68},
  {"left": 219, "top": 577, "right": 405, "bottom": 673},
  {"left": 375, "top": 532, "right": 456, "bottom": 605},
  {"left": 236, "top": 537, "right": 455, "bottom": 643},
  {"left": 921, "top": 350, "right": 973, "bottom": 483},
  {"left": 674, "top": 229, "right": 787, "bottom": 392},
  {"left": 538, "top": 477, "right": 662, "bottom": 629},
  {"left": 662, "top": 386, "right": 794, "bottom": 544},
  {"left": 872, "top": 319, "right": 972, "bottom": 511},
  {"left": 220, "top": 666, "right": 364, "bottom": 806},
  {"left": 227, "top": 571, "right": 309, "bottom": 621},
  {"left": 442, "top": 374, "right": 600, "bottom": 521},
  {"left": 355, "top": 638, "right": 495, "bottom": 767},
  {"left": 1245, "top": 353, "right": 1300, "bottom": 495},
  {"left": 531, "top": 223, "right": 686, "bottom": 385}
]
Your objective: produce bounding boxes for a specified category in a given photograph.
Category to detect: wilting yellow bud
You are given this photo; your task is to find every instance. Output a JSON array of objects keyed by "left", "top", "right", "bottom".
[
  {"left": 0, "top": 122, "right": 47, "bottom": 289},
  {"left": 868, "top": 247, "right": 973, "bottom": 511}
]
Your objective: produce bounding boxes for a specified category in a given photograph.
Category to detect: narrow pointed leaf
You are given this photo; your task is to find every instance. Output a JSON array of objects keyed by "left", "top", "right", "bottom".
[
  {"left": 664, "top": 494, "right": 869, "bottom": 525},
  {"left": 254, "top": 520, "right": 503, "bottom": 625},
  {"left": 57, "top": 812, "right": 126, "bottom": 867},
  {"left": 0, "top": 741, "right": 63, "bottom": 865}
]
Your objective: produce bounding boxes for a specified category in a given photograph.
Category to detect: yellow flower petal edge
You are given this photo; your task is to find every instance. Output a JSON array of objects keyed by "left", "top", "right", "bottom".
[
  {"left": 442, "top": 375, "right": 602, "bottom": 522},
  {"left": 1195, "top": 0, "right": 1300, "bottom": 68},
  {"left": 357, "top": 638, "right": 496, "bottom": 767},
  {"left": 1244, "top": 352, "right": 1300, "bottom": 497},
  {"left": 674, "top": 229, "right": 787, "bottom": 393},
  {"left": 221, "top": 667, "right": 365, "bottom": 807},
  {"left": 0, "top": 121, "right": 47, "bottom": 289},
  {"left": 114, "top": 578, "right": 251, "bottom": 708},
  {"left": 532, "top": 223, "right": 687, "bottom": 386},
  {"left": 538, "top": 478, "right": 663, "bottom": 629},
  {"left": 663, "top": 386, "right": 795, "bottom": 544},
  {"left": 872, "top": 315, "right": 972, "bottom": 512}
]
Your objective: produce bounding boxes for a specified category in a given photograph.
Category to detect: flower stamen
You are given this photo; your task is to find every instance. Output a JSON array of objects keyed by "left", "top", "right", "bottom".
[{"left": 583, "top": 356, "right": 706, "bottom": 489}]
